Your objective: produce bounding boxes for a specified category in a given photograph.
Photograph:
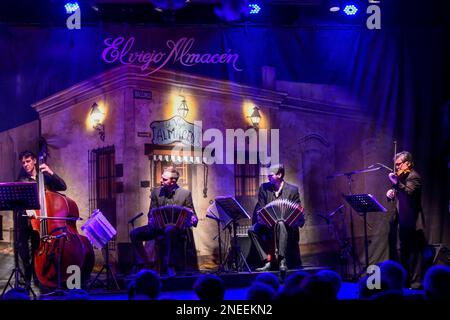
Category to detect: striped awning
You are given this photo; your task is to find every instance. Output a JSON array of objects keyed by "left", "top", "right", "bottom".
[{"left": 152, "top": 154, "right": 204, "bottom": 164}]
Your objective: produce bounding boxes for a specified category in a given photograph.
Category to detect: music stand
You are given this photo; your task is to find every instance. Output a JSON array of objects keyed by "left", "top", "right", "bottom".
[
  {"left": 0, "top": 182, "right": 39, "bottom": 299},
  {"left": 215, "top": 196, "right": 252, "bottom": 273},
  {"left": 83, "top": 210, "right": 120, "bottom": 291},
  {"left": 327, "top": 166, "right": 382, "bottom": 280},
  {"left": 343, "top": 194, "right": 387, "bottom": 272}
]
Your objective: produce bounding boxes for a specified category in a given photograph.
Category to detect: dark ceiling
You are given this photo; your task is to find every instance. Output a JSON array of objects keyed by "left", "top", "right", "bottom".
[
  {"left": 0, "top": 0, "right": 443, "bottom": 27},
  {"left": 0, "top": 0, "right": 448, "bottom": 28}
]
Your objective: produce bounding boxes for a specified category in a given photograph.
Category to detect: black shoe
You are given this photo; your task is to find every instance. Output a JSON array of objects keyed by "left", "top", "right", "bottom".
[
  {"left": 166, "top": 266, "right": 176, "bottom": 277},
  {"left": 409, "top": 284, "right": 423, "bottom": 290},
  {"left": 256, "top": 262, "right": 271, "bottom": 272},
  {"left": 279, "top": 259, "right": 287, "bottom": 272}
]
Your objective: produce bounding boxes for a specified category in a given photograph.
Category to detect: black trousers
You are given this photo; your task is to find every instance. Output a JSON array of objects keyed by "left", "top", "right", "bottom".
[
  {"left": 389, "top": 219, "right": 426, "bottom": 288},
  {"left": 130, "top": 224, "right": 185, "bottom": 269},
  {"left": 248, "top": 222, "right": 292, "bottom": 263},
  {"left": 399, "top": 229, "right": 426, "bottom": 288},
  {"left": 16, "top": 213, "right": 39, "bottom": 285}
]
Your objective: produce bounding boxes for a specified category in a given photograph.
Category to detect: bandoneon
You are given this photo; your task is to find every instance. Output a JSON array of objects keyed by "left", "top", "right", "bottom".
[
  {"left": 257, "top": 199, "right": 304, "bottom": 228},
  {"left": 150, "top": 205, "right": 193, "bottom": 230}
]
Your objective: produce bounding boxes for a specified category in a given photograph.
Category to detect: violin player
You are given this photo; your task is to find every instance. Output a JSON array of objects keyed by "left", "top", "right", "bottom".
[{"left": 386, "top": 151, "right": 427, "bottom": 289}]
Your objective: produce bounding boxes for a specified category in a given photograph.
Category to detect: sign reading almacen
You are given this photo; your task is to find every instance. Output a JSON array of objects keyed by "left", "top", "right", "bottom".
[
  {"left": 102, "top": 37, "right": 243, "bottom": 75},
  {"left": 150, "top": 116, "right": 202, "bottom": 148}
]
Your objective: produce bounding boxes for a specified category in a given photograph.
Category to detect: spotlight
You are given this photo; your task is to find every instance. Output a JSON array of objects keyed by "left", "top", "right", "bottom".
[
  {"left": 343, "top": 4, "right": 358, "bottom": 15},
  {"left": 65, "top": 2, "right": 80, "bottom": 14},
  {"left": 248, "top": 4, "right": 261, "bottom": 15},
  {"left": 329, "top": 0, "right": 340, "bottom": 12},
  {"left": 148, "top": 0, "right": 188, "bottom": 11},
  {"left": 214, "top": 0, "right": 249, "bottom": 22}
]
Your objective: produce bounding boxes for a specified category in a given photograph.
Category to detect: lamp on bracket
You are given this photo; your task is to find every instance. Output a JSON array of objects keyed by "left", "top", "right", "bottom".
[
  {"left": 89, "top": 102, "right": 105, "bottom": 141},
  {"left": 177, "top": 96, "right": 189, "bottom": 118},
  {"left": 248, "top": 106, "right": 261, "bottom": 129}
]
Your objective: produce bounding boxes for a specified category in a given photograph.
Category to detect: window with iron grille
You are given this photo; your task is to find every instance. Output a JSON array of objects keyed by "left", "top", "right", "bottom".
[
  {"left": 234, "top": 152, "right": 260, "bottom": 223},
  {"left": 234, "top": 162, "right": 259, "bottom": 197},
  {"left": 0, "top": 215, "right": 3, "bottom": 240},
  {"left": 88, "top": 146, "right": 117, "bottom": 250}
]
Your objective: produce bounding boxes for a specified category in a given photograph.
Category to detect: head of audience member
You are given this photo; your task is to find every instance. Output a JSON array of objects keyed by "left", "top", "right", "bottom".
[
  {"left": 193, "top": 274, "right": 225, "bottom": 301},
  {"left": 368, "top": 289, "right": 404, "bottom": 301},
  {"left": 300, "top": 274, "right": 337, "bottom": 300},
  {"left": 357, "top": 275, "right": 390, "bottom": 300},
  {"left": 423, "top": 265, "right": 450, "bottom": 301},
  {"left": 1, "top": 288, "right": 30, "bottom": 300},
  {"left": 316, "top": 270, "right": 342, "bottom": 297},
  {"left": 276, "top": 270, "right": 310, "bottom": 300},
  {"left": 254, "top": 272, "right": 280, "bottom": 292},
  {"left": 379, "top": 260, "right": 406, "bottom": 291},
  {"left": 128, "top": 269, "right": 161, "bottom": 300},
  {"left": 246, "top": 282, "right": 276, "bottom": 301}
]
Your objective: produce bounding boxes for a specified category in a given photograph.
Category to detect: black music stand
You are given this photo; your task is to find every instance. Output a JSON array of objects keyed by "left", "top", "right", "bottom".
[
  {"left": 89, "top": 242, "right": 120, "bottom": 291},
  {"left": 327, "top": 166, "right": 382, "bottom": 280},
  {"left": 215, "top": 196, "right": 252, "bottom": 273},
  {"left": 343, "top": 194, "right": 387, "bottom": 272},
  {"left": 0, "top": 182, "right": 39, "bottom": 299}
]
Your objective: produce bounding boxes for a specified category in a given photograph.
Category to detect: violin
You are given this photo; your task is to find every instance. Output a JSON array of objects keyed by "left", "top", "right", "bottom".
[{"left": 395, "top": 167, "right": 411, "bottom": 177}]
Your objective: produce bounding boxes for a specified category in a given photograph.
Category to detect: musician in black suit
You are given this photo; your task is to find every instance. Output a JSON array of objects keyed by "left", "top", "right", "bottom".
[
  {"left": 386, "top": 151, "right": 426, "bottom": 289},
  {"left": 16, "top": 150, "right": 67, "bottom": 287},
  {"left": 248, "top": 164, "right": 305, "bottom": 273},
  {"left": 130, "top": 166, "right": 198, "bottom": 277}
]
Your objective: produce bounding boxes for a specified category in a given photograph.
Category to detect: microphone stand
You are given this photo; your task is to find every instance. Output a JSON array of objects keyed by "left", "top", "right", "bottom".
[
  {"left": 327, "top": 166, "right": 382, "bottom": 281},
  {"left": 40, "top": 231, "right": 68, "bottom": 297},
  {"left": 128, "top": 212, "right": 143, "bottom": 273},
  {"left": 128, "top": 212, "right": 144, "bottom": 235},
  {"left": 345, "top": 173, "right": 358, "bottom": 281},
  {"left": 206, "top": 213, "right": 224, "bottom": 273}
]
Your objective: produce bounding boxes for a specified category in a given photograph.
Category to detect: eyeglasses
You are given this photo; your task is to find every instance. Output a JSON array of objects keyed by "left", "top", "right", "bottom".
[{"left": 395, "top": 161, "right": 406, "bottom": 167}]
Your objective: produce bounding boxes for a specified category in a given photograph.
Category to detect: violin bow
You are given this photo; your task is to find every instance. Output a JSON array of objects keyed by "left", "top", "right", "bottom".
[{"left": 393, "top": 140, "right": 397, "bottom": 173}]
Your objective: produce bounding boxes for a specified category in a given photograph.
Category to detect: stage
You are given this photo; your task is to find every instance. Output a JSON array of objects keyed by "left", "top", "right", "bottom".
[
  {"left": 0, "top": 0, "right": 448, "bottom": 305},
  {"left": 21, "top": 268, "right": 422, "bottom": 300},
  {"left": 41, "top": 268, "right": 356, "bottom": 300}
]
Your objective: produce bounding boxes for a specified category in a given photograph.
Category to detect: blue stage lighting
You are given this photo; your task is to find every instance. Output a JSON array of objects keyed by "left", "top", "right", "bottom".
[
  {"left": 343, "top": 4, "right": 358, "bottom": 15},
  {"left": 329, "top": 0, "right": 340, "bottom": 12},
  {"left": 65, "top": 2, "right": 80, "bottom": 14},
  {"left": 249, "top": 4, "right": 261, "bottom": 15}
]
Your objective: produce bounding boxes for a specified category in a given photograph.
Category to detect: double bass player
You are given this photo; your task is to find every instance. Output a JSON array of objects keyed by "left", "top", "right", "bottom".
[{"left": 15, "top": 150, "right": 67, "bottom": 290}]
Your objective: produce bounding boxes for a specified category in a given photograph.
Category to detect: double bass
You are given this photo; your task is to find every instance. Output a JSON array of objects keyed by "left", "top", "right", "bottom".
[{"left": 31, "top": 146, "right": 94, "bottom": 289}]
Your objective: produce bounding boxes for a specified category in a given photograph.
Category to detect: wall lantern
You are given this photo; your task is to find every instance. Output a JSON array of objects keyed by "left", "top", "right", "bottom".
[
  {"left": 248, "top": 106, "right": 262, "bottom": 129},
  {"left": 90, "top": 103, "right": 105, "bottom": 141},
  {"left": 177, "top": 96, "right": 189, "bottom": 118}
]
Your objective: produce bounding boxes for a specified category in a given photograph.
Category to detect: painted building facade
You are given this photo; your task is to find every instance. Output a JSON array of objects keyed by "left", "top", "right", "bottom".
[{"left": 0, "top": 64, "right": 394, "bottom": 275}]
